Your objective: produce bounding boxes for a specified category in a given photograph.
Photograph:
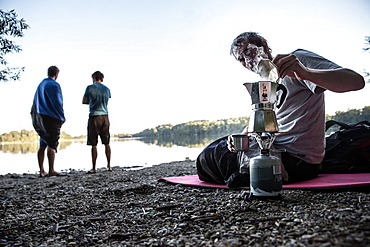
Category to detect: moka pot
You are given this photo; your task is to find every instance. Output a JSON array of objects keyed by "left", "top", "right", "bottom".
[{"left": 243, "top": 81, "right": 286, "bottom": 133}]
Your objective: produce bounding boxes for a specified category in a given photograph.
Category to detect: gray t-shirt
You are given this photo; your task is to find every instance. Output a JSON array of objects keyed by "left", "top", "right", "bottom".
[{"left": 273, "top": 49, "right": 341, "bottom": 164}]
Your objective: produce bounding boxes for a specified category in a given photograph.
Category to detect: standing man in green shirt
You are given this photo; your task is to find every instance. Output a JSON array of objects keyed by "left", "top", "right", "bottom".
[{"left": 83, "top": 71, "right": 111, "bottom": 173}]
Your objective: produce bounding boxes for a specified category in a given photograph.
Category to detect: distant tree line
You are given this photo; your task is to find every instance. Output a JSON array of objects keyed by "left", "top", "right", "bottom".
[
  {"left": 131, "top": 117, "right": 249, "bottom": 138},
  {"left": 325, "top": 105, "right": 370, "bottom": 133},
  {"left": 326, "top": 106, "right": 370, "bottom": 124},
  {"left": 2, "top": 106, "right": 369, "bottom": 142},
  {"left": 0, "top": 130, "right": 82, "bottom": 143},
  {"left": 120, "top": 106, "right": 370, "bottom": 138},
  {"left": 0, "top": 130, "right": 38, "bottom": 143}
]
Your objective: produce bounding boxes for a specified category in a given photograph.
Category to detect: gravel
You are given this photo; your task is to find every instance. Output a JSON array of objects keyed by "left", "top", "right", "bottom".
[{"left": 1, "top": 160, "right": 370, "bottom": 246}]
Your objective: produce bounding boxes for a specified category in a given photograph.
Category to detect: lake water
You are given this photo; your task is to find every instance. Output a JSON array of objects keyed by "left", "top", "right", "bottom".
[{"left": 0, "top": 137, "right": 215, "bottom": 175}]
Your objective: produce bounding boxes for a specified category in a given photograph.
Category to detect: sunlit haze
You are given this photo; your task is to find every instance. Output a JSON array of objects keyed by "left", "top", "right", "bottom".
[{"left": 1, "top": 0, "right": 369, "bottom": 136}]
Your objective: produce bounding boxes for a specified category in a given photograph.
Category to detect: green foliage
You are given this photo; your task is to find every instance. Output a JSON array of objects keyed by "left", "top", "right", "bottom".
[
  {"left": 0, "top": 130, "right": 81, "bottom": 143},
  {"left": 325, "top": 105, "right": 370, "bottom": 133},
  {"left": 364, "top": 36, "right": 370, "bottom": 83},
  {"left": 2, "top": 106, "right": 369, "bottom": 143},
  {"left": 364, "top": 36, "right": 370, "bottom": 52},
  {"left": 326, "top": 106, "right": 370, "bottom": 124},
  {"left": 129, "top": 106, "right": 370, "bottom": 139},
  {"left": 0, "top": 9, "right": 30, "bottom": 82},
  {"left": 0, "top": 129, "right": 38, "bottom": 142},
  {"left": 60, "top": 132, "right": 73, "bottom": 140},
  {"left": 131, "top": 117, "right": 250, "bottom": 138}
]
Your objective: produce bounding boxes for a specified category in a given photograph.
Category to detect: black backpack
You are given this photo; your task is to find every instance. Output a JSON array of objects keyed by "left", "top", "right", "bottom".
[{"left": 321, "top": 120, "right": 370, "bottom": 173}]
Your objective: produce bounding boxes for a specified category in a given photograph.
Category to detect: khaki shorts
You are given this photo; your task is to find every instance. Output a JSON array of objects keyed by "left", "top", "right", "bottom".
[{"left": 87, "top": 115, "right": 110, "bottom": 146}]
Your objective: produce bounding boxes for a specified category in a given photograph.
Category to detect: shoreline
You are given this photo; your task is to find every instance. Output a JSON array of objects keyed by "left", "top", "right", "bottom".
[
  {"left": 0, "top": 164, "right": 149, "bottom": 177},
  {"left": 0, "top": 158, "right": 193, "bottom": 177},
  {"left": 1, "top": 160, "right": 370, "bottom": 246}
]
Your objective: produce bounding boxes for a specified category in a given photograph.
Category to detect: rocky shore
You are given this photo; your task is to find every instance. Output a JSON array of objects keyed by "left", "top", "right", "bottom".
[{"left": 1, "top": 160, "right": 370, "bottom": 246}]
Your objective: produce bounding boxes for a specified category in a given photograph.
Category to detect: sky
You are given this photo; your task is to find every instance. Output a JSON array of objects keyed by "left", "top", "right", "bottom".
[{"left": 1, "top": 0, "right": 369, "bottom": 136}]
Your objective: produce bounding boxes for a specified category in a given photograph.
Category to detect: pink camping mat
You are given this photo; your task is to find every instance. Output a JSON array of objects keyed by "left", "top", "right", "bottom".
[{"left": 158, "top": 174, "right": 370, "bottom": 190}]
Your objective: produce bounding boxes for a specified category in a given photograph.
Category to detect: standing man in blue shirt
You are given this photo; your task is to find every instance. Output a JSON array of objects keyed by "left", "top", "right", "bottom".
[
  {"left": 83, "top": 71, "right": 111, "bottom": 173},
  {"left": 31, "top": 66, "right": 66, "bottom": 177}
]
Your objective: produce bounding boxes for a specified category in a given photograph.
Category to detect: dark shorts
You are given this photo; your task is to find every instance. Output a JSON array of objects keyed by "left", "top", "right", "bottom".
[
  {"left": 36, "top": 114, "right": 63, "bottom": 150},
  {"left": 31, "top": 103, "right": 64, "bottom": 150},
  {"left": 196, "top": 136, "right": 322, "bottom": 187},
  {"left": 87, "top": 115, "right": 110, "bottom": 146},
  {"left": 281, "top": 152, "right": 321, "bottom": 183}
]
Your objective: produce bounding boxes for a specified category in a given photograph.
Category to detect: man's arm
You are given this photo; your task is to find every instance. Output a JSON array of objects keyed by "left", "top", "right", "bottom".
[
  {"left": 82, "top": 96, "right": 89, "bottom": 104},
  {"left": 273, "top": 54, "right": 365, "bottom": 93}
]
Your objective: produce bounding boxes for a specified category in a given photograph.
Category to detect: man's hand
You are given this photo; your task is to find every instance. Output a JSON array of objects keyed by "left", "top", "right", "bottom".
[
  {"left": 272, "top": 53, "right": 364, "bottom": 92},
  {"left": 82, "top": 96, "right": 89, "bottom": 104},
  {"left": 272, "top": 54, "right": 308, "bottom": 80}
]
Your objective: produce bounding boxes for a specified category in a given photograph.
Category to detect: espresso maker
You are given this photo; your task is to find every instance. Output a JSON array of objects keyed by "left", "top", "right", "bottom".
[{"left": 243, "top": 59, "right": 286, "bottom": 197}]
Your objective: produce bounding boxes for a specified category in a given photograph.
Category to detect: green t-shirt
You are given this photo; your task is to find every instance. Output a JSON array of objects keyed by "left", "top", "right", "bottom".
[{"left": 84, "top": 83, "right": 111, "bottom": 116}]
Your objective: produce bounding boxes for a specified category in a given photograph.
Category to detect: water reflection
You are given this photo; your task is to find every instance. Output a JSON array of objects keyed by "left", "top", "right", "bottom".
[
  {"left": 124, "top": 134, "right": 224, "bottom": 148},
  {"left": 0, "top": 141, "right": 73, "bottom": 154},
  {"left": 0, "top": 135, "right": 224, "bottom": 175},
  {"left": 0, "top": 134, "right": 224, "bottom": 155}
]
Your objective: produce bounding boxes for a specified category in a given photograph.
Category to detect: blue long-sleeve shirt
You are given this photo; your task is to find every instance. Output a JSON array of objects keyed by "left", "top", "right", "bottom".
[{"left": 33, "top": 78, "right": 65, "bottom": 121}]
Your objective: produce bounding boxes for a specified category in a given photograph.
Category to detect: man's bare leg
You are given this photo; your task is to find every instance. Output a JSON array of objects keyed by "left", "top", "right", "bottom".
[
  {"left": 47, "top": 147, "right": 58, "bottom": 176},
  {"left": 105, "top": 144, "right": 111, "bottom": 171},
  {"left": 89, "top": 145, "right": 98, "bottom": 173},
  {"left": 37, "top": 146, "right": 47, "bottom": 177}
]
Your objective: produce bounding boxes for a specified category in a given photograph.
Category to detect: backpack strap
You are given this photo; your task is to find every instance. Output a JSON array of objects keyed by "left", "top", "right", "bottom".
[
  {"left": 325, "top": 120, "right": 351, "bottom": 132},
  {"left": 352, "top": 121, "right": 370, "bottom": 128}
]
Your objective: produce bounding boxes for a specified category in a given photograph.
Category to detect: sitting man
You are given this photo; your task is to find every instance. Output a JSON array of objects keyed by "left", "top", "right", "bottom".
[{"left": 196, "top": 32, "right": 365, "bottom": 187}]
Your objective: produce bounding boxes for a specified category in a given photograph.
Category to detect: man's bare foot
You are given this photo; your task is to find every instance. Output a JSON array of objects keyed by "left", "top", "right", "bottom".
[
  {"left": 107, "top": 166, "right": 112, "bottom": 171},
  {"left": 48, "top": 171, "right": 67, "bottom": 177},
  {"left": 87, "top": 169, "right": 97, "bottom": 174},
  {"left": 40, "top": 171, "right": 48, "bottom": 177}
]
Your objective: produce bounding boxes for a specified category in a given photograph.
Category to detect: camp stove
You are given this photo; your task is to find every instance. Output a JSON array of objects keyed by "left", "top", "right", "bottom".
[{"left": 242, "top": 59, "right": 287, "bottom": 197}]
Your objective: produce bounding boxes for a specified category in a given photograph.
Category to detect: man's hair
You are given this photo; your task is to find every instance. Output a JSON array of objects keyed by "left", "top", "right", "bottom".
[
  {"left": 47, "top": 66, "right": 59, "bottom": 77},
  {"left": 92, "top": 71, "right": 104, "bottom": 82},
  {"left": 230, "top": 32, "right": 271, "bottom": 61}
]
